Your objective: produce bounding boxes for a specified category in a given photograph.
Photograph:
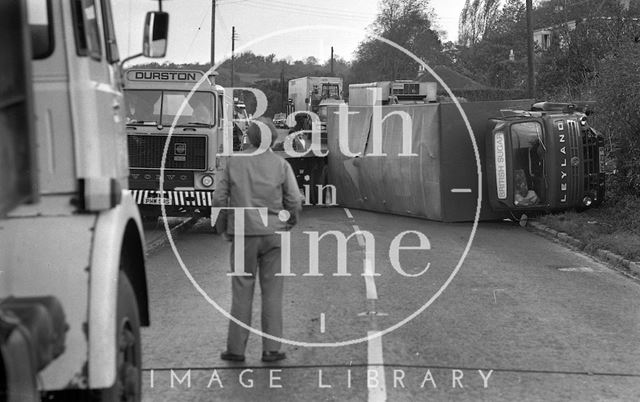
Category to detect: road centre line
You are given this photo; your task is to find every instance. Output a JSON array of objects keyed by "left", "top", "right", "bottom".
[
  {"left": 352, "top": 225, "right": 366, "bottom": 248},
  {"left": 367, "top": 331, "right": 387, "bottom": 401},
  {"left": 364, "top": 259, "right": 378, "bottom": 300},
  {"left": 348, "top": 217, "right": 387, "bottom": 401},
  {"left": 344, "top": 208, "right": 354, "bottom": 219}
]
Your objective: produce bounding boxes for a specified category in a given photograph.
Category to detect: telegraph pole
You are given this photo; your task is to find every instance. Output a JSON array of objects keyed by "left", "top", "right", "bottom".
[
  {"left": 210, "top": 0, "right": 215, "bottom": 66},
  {"left": 280, "top": 66, "right": 286, "bottom": 112},
  {"left": 526, "top": 0, "right": 536, "bottom": 99},
  {"left": 231, "top": 26, "right": 236, "bottom": 87},
  {"left": 330, "top": 46, "right": 334, "bottom": 75}
]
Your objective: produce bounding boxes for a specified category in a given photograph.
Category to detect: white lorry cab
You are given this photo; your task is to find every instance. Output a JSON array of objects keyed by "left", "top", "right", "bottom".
[
  {"left": 0, "top": 1, "right": 168, "bottom": 400},
  {"left": 123, "top": 69, "right": 229, "bottom": 219}
]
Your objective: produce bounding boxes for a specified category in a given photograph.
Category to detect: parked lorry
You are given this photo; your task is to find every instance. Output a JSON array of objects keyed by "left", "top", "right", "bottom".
[
  {"left": 327, "top": 99, "right": 604, "bottom": 221},
  {"left": 124, "top": 69, "right": 231, "bottom": 219},
  {"left": 0, "top": 1, "right": 167, "bottom": 400},
  {"left": 348, "top": 80, "right": 437, "bottom": 105},
  {"left": 287, "top": 76, "right": 344, "bottom": 136}
]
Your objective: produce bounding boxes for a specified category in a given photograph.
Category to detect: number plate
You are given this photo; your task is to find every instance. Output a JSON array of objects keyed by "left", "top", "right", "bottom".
[{"left": 143, "top": 197, "right": 172, "bottom": 205}]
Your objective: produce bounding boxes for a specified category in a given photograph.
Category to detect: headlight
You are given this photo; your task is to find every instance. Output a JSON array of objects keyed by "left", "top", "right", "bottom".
[
  {"left": 201, "top": 175, "right": 214, "bottom": 187},
  {"left": 582, "top": 195, "right": 593, "bottom": 206},
  {"left": 580, "top": 116, "right": 587, "bottom": 126}
]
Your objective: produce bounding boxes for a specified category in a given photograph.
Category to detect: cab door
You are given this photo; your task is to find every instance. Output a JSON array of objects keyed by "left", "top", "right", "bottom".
[{"left": 67, "top": 0, "right": 126, "bottom": 187}]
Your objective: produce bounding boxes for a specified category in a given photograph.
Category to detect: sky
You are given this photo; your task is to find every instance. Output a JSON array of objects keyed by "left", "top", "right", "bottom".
[{"left": 113, "top": 0, "right": 467, "bottom": 65}]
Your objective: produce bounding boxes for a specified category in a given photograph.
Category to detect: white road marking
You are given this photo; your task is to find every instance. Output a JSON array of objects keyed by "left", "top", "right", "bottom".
[
  {"left": 364, "top": 259, "right": 378, "bottom": 300},
  {"left": 320, "top": 313, "right": 326, "bottom": 333},
  {"left": 368, "top": 331, "right": 387, "bottom": 402},
  {"left": 352, "top": 225, "right": 366, "bottom": 248},
  {"left": 451, "top": 188, "right": 473, "bottom": 193},
  {"left": 348, "top": 217, "right": 386, "bottom": 401},
  {"left": 493, "top": 289, "right": 505, "bottom": 304},
  {"left": 558, "top": 267, "right": 595, "bottom": 272}
]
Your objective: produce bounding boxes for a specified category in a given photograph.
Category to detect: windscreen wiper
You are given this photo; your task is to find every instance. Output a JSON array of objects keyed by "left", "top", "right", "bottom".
[{"left": 537, "top": 132, "right": 547, "bottom": 152}]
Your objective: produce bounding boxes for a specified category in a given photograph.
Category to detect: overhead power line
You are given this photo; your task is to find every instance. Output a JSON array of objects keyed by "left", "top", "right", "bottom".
[
  {"left": 262, "top": 0, "right": 376, "bottom": 20},
  {"left": 184, "top": 3, "right": 211, "bottom": 61},
  {"left": 235, "top": 0, "right": 376, "bottom": 23}
]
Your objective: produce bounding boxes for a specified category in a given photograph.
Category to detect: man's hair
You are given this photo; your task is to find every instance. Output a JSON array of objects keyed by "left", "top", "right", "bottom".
[{"left": 246, "top": 117, "right": 279, "bottom": 148}]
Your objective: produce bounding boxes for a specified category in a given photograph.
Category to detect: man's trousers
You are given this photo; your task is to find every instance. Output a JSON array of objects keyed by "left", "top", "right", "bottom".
[{"left": 227, "top": 234, "right": 283, "bottom": 354}]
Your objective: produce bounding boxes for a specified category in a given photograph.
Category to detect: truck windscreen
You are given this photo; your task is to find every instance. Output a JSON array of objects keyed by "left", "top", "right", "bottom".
[
  {"left": 510, "top": 121, "right": 546, "bottom": 206},
  {"left": 321, "top": 84, "right": 340, "bottom": 99},
  {"left": 125, "top": 90, "right": 215, "bottom": 127},
  {"left": 163, "top": 91, "right": 214, "bottom": 126}
]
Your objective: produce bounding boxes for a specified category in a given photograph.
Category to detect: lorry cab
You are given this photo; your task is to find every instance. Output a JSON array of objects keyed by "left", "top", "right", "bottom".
[
  {"left": 1, "top": 0, "right": 168, "bottom": 398},
  {"left": 288, "top": 76, "right": 345, "bottom": 143},
  {"left": 123, "top": 69, "right": 226, "bottom": 218},
  {"left": 486, "top": 102, "right": 605, "bottom": 213}
]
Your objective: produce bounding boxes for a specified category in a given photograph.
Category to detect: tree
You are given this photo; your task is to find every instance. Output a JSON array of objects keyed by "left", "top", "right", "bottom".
[
  {"left": 455, "top": 0, "right": 527, "bottom": 88},
  {"left": 458, "top": 0, "right": 503, "bottom": 46},
  {"left": 305, "top": 56, "right": 319, "bottom": 66},
  {"left": 351, "top": 0, "right": 446, "bottom": 82}
]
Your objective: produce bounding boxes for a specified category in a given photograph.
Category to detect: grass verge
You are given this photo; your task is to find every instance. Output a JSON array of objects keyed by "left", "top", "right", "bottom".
[{"left": 537, "top": 195, "right": 640, "bottom": 262}]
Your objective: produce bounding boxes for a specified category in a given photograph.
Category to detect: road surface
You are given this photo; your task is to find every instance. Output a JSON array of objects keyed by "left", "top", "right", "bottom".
[{"left": 141, "top": 207, "right": 640, "bottom": 401}]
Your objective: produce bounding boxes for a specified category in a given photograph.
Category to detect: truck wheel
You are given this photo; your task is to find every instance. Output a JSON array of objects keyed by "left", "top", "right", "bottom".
[{"left": 96, "top": 273, "right": 141, "bottom": 402}]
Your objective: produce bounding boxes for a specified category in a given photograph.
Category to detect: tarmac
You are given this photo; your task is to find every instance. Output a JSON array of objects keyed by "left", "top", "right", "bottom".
[{"left": 527, "top": 220, "right": 640, "bottom": 278}]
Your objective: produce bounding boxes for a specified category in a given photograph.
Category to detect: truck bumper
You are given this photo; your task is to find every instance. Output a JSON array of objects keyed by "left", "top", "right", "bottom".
[{"left": 129, "top": 189, "right": 214, "bottom": 207}]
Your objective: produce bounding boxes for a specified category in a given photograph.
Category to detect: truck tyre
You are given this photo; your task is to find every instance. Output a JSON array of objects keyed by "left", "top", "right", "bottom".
[{"left": 95, "top": 273, "right": 141, "bottom": 402}]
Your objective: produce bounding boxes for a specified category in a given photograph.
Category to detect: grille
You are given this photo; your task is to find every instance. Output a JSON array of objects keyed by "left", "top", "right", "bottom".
[
  {"left": 566, "top": 120, "right": 581, "bottom": 204},
  {"left": 582, "top": 131, "right": 600, "bottom": 193},
  {"left": 128, "top": 135, "right": 207, "bottom": 170}
]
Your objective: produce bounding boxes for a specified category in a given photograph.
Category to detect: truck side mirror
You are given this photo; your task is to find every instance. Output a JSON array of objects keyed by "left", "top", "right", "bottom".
[
  {"left": 305, "top": 98, "right": 309, "bottom": 104},
  {"left": 143, "top": 11, "right": 169, "bottom": 58}
]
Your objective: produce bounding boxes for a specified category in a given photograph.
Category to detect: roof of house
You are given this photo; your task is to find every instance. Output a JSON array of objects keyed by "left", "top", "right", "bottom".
[{"left": 417, "top": 65, "right": 489, "bottom": 91}]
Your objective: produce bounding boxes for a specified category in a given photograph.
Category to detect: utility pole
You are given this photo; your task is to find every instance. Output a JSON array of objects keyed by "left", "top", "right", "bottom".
[
  {"left": 526, "top": 0, "right": 536, "bottom": 99},
  {"left": 280, "top": 66, "right": 285, "bottom": 112},
  {"left": 231, "top": 26, "right": 237, "bottom": 87},
  {"left": 330, "top": 46, "right": 334, "bottom": 75},
  {"left": 210, "top": 0, "right": 215, "bottom": 66}
]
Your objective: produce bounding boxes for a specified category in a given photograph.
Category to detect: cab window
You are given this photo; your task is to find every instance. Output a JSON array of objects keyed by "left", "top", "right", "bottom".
[
  {"left": 163, "top": 91, "right": 215, "bottom": 127},
  {"left": 511, "top": 121, "right": 546, "bottom": 206},
  {"left": 125, "top": 90, "right": 161, "bottom": 125},
  {"left": 101, "top": 0, "right": 119, "bottom": 63},
  {"left": 28, "top": 0, "right": 54, "bottom": 59},
  {"left": 71, "top": 0, "right": 102, "bottom": 60}
]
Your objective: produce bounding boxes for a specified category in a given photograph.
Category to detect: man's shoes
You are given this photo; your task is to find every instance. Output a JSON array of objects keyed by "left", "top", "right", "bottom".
[
  {"left": 262, "top": 351, "right": 286, "bottom": 362},
  {"left": 220, "top": 351, "right": 245, "bottom": 362}
]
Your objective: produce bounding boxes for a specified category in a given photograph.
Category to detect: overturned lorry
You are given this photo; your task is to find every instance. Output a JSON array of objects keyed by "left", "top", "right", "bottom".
[{"left": 325, "top": 99, "right": 604, "bottom": 222}]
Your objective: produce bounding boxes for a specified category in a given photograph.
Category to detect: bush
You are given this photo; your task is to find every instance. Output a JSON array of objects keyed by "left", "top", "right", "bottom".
[
  {"left": 594, "top": 43, "right": 640, "bottom": 198},
  {"left": 442, "top": 88, "right": 529, "bottom": 101}
]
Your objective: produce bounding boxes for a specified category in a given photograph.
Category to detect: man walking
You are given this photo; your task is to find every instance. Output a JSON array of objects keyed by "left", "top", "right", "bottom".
[{"left": 213, "top": 117, "right": 302, "bottom": 362}]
